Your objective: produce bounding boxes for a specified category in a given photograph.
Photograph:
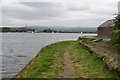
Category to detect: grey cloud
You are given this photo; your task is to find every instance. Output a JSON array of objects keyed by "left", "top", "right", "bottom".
[
  {"left": 20, "top": 2, "right": 56, "bottom": 8},
  {"left": 2, "top": 2, "right": 68, "bottom": 20},
  {"left": 1, "top": 1, "right": 117, "bottom": 27},
  {"left": 69, "top": 6, "right": 89, "bottom": 11},
  {"left": 66, "top": 3, "right": 90, "bottom": 11}
]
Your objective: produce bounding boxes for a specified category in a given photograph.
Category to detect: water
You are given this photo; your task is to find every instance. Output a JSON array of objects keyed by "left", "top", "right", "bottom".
[{"left": 1, "top": 33, "right": 97, "bottom": 78}]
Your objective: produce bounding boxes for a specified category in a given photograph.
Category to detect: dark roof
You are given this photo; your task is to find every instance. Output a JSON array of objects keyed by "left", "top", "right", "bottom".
[{"left": 98, "top": 19, "right": 115, "bottom": 27}]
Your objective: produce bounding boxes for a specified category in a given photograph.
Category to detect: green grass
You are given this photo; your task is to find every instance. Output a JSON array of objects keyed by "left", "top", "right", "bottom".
[
  {"left": 69, "top": 41, "right": 118, "bottom": 78},
  {"left": 14, "top": 41, "right": 118, "bottom": 79},
  {"left": 84, "top": 40, "right": 93, "bottom": 44},
  {"left": 14, "top": 41, "right": 73, "bottom": 78}
]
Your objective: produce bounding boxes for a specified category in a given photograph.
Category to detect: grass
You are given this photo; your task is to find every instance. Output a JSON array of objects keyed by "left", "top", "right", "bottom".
[
  {"left": 84, "top": 40, "right": 93, "bottom": 44},
  {"left": 14, "top": 41, "right": 72, "bottom": 78},
  {"left": 13, "top": 41, "right": 118, "bottom": 79},
  {"left": 69, "top": 41, "right": 118, "bottom": 78}
]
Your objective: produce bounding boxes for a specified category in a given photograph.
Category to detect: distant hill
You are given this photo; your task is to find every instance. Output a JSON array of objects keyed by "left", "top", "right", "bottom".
[
  {"left": 27, "top": 26, "right": 97, "bottom": 32},
  {"left": 1, "top": 26, "right": 97, "bottom": 32}
]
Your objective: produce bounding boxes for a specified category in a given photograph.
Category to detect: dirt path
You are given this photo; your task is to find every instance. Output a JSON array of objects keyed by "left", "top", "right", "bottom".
[{"left": 61, "top": 46, "right": 75, "bottom": 78}]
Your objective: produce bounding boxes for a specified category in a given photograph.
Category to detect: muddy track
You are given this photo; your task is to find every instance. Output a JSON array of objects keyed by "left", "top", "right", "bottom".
[{"left": 61, "top": 46, "right": 75, "bottom": 78}]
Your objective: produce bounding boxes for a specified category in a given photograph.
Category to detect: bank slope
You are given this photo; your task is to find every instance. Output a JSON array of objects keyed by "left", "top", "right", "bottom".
[{"left": 13, "top": 41, "right": 118, "bottom": 79}]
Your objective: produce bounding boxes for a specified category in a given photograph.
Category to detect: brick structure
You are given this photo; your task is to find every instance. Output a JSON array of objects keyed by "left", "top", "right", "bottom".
[{"left": 98, "top": 20, "right": 117, "bottom": 38}]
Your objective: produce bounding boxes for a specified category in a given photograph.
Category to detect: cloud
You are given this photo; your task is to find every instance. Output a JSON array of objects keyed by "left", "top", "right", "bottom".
[
  {"left": 62, "top": 2, "right": 90, "bottom": 11},
  {"left": 1, "top": 1, "right": 118, "bottom": 27},
  {"left": 2, "top": 2, "right": 69, "bottom": 20},
  {"left": 20, "top": 2, "right": 56, "bottom": 8}
]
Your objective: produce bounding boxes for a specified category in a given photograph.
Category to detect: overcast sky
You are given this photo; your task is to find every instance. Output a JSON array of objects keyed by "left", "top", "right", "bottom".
[{"left": 1, "top": 0, "right": 119, "bottom": 27}]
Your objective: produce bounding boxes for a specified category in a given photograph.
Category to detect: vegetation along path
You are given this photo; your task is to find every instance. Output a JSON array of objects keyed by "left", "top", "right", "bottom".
[{"left": 14, "top": 41, "right": 118, "bottom": 79}]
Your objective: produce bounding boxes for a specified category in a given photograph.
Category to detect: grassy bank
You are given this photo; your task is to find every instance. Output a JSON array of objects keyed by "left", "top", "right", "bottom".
[
  {"left": 14, "top": 41, "right": 69, "bottom": 78},
  {"left": 69, "top": 42, "right": 118, "bottom": 78},
  {"left": 13, "top": 41, "right": 118, "bottom": 78}
]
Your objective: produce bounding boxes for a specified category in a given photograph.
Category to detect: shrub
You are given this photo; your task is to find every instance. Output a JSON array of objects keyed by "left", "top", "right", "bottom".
[
  {"left": 114, "top": 14, "right": 120, "bottom": 29},
  {"left": 109, "top": 30, "right": 120, "bottom": 51}
]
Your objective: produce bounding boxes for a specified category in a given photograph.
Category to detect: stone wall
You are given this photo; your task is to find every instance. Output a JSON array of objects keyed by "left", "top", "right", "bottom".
[
  {"left": 98, "top": 26, "right": 115, "bottom": 38},
  {"left": 79, "top": 40, "right": 120, "bottom": 77}
]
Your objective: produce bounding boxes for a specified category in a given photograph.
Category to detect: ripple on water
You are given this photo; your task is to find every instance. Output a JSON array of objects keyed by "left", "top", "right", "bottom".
[{"left": 16, "top": 55, "right": 27, "bottom": 57}]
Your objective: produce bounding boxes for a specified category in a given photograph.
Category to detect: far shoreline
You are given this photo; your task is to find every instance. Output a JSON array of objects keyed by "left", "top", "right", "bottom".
[{"left": 0, "top": 32, "right": 97, "bottom": 34}]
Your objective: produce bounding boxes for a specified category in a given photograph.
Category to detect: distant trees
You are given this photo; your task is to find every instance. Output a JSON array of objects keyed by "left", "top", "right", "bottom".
[
  {"left": 0, "top": 27, "right": 36, "bottom": 32},
  {"left": 0, "top": 27, "right": 11, "bottom": 32},
  {"left": 43, "top": 29, "right": 57, "bottom": 33}
]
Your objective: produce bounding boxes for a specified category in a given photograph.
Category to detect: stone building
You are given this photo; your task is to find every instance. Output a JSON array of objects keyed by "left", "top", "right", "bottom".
[
  {"left": 98, "top": 1, "right": 120, "bottom": 38},
  {"left": 98, "top": 19, "right": 117, "bottom": 38}
]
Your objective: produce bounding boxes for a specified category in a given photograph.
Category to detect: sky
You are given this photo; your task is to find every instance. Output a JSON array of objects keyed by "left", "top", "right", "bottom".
[{"left": 0, "top": 0, "right": 120, "bottom": 27}]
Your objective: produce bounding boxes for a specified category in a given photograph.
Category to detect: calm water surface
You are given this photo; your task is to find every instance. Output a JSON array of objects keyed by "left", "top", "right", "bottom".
[{"left": 1, "top": 33, "right": 97, "bottom": 78}]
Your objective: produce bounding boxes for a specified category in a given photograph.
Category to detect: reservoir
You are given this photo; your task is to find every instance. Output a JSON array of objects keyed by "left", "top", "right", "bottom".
[{"left": 1, "top": 33, "right": 97, "bottom": 78}]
